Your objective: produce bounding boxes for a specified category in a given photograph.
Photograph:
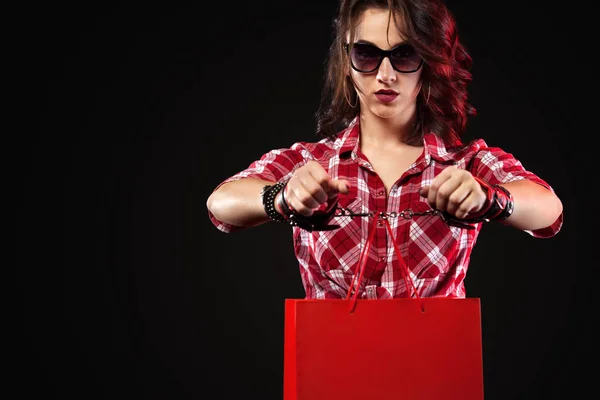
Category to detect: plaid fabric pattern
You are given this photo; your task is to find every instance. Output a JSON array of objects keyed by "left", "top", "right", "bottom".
[{"left": 209, "top": 117, "right": 563, "bottom": 299}]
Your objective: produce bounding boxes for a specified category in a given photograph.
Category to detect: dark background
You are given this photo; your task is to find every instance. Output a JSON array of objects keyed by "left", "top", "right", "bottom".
[{"left": 16, "top": 1, "right": 591, "bottom": 399}]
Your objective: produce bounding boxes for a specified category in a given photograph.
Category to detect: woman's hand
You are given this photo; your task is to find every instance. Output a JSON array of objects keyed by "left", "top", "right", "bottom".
[
  {"left": 419, "top": 166, "right": 487, "bottom": 220},
  {"left": 283, "top": 160, "right": 350, "bottom": 217}
]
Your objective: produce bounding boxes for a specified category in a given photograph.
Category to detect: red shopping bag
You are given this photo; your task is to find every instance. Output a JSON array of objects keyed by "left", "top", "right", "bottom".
[{"left": 283, "top": 214, "right": 484, "bottom": 400}]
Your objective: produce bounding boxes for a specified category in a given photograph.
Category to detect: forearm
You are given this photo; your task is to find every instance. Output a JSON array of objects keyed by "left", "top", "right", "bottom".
[
  {"left": 206, "top": 178, "right": 274, "bottom": 228},
  {"left": 500, "top": 180, "right": 563, "bottom": 231}
]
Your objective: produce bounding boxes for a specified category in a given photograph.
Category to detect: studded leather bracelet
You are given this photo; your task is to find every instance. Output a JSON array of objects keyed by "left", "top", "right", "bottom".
[
  {"left": 261, "top": 181, "right": 288, "bottom": 223},
  {"left": 261, "top": 180, "right": 339, "bottom": 231}
]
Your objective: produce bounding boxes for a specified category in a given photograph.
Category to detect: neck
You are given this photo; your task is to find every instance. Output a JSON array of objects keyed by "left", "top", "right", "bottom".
[{"left": 358, "top": 107, "right": 418, "bottom": 149}]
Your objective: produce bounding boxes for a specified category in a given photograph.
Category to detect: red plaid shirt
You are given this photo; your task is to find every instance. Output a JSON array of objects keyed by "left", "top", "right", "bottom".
[{"left": 209, "top": 117, "right": 563, "bottom": 299}]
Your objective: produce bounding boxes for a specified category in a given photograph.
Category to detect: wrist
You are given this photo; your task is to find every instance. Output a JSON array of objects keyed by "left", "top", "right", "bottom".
[
  {"left": 274, "top": 191, "right": 290, "bottom": 220},
  {"left": 469, "top": 177, "right": 494, "bottom": 219},
  {"left": 468, "top": 177, "right": 514, "bottom": 222},
  {"left": 261, "top": 181, "right": 288, "bottom": 223}
]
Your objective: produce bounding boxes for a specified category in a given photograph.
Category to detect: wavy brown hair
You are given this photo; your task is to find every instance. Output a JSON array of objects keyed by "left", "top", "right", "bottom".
[{"left": 315, "top": 0, "right": 476, "bottom": 147}]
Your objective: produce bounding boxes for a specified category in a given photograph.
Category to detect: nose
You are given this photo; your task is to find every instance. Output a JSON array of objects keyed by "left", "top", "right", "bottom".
[{"left": 376, "top": 56, "right": 397, "bottom": 83}]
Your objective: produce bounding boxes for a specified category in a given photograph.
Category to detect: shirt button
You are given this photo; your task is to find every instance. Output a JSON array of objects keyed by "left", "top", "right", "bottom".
[
  {"left": 379, "top": 257, "right": 386, "bottom": 262},
  {"left": 378, "top": 190, "right": 384, "bottom": 196}
]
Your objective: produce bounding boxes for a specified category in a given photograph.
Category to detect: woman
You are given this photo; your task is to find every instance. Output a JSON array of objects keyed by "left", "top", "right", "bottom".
[{"left": 206, "top": 0, "right": 563, "bottom": 299}]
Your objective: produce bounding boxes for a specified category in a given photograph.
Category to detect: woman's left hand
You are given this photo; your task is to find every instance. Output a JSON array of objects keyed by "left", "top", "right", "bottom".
[{"left": 419, "top": 166, "right": 487, "bottom": 220}]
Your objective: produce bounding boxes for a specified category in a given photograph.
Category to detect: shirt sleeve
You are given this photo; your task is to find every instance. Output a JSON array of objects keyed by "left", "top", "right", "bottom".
[
  {"left": 468, "top": 143, "right": 563, "bottom": 238},
  {"left": 208, "top": 144, "right": 310, "bottom": 233}
]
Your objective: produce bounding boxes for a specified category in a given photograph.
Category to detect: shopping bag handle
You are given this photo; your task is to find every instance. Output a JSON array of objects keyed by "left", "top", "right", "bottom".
[{"left": 345, "top": 213, "right": 424, "bottom": 313}]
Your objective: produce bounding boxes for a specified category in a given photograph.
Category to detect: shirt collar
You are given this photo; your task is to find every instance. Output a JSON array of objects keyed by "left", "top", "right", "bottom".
[
  {"left": 338, "top": 117, "right": 360, "bottom": 158},
  {"left": 337, "top": 116, "right": 458, "bottom": 163}
]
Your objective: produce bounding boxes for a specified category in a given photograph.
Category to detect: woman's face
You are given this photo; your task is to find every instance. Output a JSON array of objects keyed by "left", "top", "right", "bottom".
[{"left": 349, "top": 8, "right": 423, "bottom": 121}]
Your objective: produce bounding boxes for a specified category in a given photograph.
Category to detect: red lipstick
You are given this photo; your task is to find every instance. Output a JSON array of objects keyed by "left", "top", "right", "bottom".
[{"left": 374, "top": 89, "right": 398, "bottom": 103}]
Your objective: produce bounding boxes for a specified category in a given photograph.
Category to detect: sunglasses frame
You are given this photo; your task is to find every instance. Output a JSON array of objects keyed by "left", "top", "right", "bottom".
[{"left": 344, "top": 42, "right": 424, "bottom": 73}]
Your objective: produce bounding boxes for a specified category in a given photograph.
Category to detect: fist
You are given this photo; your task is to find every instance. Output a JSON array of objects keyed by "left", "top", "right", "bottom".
[
  {"left": 419, "top": 166, "right": 487, "bottom": 219},
  {"left": 283, "top": 160, "right": 350, "bottom": 216}
]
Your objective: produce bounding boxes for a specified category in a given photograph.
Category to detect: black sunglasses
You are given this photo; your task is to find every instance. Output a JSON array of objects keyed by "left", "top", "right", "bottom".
[{"left": 345, "top": 42, "right": 423, "bottom": 73}]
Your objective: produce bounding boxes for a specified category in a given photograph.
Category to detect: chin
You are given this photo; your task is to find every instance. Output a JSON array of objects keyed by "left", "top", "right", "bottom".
[{"left": 370, "top": 105, "right": 402, "bottom": 119}]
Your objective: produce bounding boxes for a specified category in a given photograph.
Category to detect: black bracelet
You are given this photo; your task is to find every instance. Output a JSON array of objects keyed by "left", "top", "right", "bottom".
[
  {"left": 277, "top": 181, "right": 294, "bottom": 218},
  {"left": 261, "top": 181, "right": 287, "bottom": 223},
  {"left": 462, "top": 182, "right": 514, "bottom": 223},
  {"left": 487, "top": 184, "right": 514, "bottom": 221}
]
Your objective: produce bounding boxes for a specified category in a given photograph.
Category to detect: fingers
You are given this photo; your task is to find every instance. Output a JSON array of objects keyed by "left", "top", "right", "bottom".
[
  {"left": 285, "top": 161, "right": 349, "bottom": 216},
  {"left": 420, "top": 167, "right": 487, "bottom": 219},
  {"left": 451, "top": 191, "right": 481, "bottom": 219},
  {"left": 328, "top": 178, "right": 350, "bottom": 197},
  {"left": 422, "top": 169, "right": 455, "bottom": 210},
  {"left": 286, "top": 177, "right": 322, "bottom": 216}
]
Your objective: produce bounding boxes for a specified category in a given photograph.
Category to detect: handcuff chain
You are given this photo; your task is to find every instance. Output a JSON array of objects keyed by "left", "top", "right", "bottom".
[
  {"left": 333, "top": 207, "right": 474, "bottom": 229},
  {"left": 335, "top": 208, "right": 439, "bottom": 219}
]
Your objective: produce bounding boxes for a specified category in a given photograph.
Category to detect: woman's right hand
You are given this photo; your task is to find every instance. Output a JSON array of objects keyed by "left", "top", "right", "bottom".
[{"left": 280, "top": 160, "right": 350, "bottom": 217}]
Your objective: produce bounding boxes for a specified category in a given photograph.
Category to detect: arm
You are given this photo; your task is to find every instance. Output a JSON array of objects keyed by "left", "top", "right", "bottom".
[
  {"left": 498, "top": 179, "right": 562, "bottom": 231},
  {"left": 420, "top": 167, "right": 563, "bottom": 231},
  {"left": 206, "top": 144, "right": 308, "bottom": 231},
  {"left": 206, "top": 161, "right": 350, "bottom": 230},
  {"left": 421, "top": 143, "right": 564, "bottom": 235},
  {"left": 206, "top": 178, "right": 274, "bottom": 229}
]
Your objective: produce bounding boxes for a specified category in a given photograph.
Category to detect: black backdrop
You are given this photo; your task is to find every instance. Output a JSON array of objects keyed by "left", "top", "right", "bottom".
[{"left": 16, "top": 1, "right": 590, "bottom": 399}]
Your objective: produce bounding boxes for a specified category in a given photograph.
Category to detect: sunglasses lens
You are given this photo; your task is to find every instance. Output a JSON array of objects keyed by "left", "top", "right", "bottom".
[
  {"left": 349, "top": 43, "right": 422, "bottom": 72},
  {"left": 350, "top": 44, "right": 382, "bottom": 72},
  {"left": 391, "top": 44, "right": 422, "bottom": 72}
]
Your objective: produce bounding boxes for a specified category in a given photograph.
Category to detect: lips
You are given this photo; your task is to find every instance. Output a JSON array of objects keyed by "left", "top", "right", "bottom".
[
  {"left": 375, "top": 89, "right": 398, "bottom": 95},
  {"left": 374, "top": 89, "right": 398, "bottom": 103}
]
